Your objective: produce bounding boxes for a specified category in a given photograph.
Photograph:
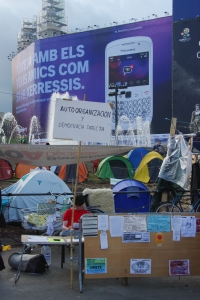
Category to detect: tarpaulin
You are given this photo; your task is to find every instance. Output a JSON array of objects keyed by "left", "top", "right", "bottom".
[{"left": 0, "top": 144, "right": 134, "bottom": 167}]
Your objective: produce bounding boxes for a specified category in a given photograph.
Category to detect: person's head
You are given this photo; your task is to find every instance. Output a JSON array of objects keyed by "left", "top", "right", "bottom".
[
  {"left": 195, "top": 104, "right": 200, "bottom": 111},
  {"left": 46, "top": 142, "right": 50, "bottom": 145},
  {"left": 75, "top": 194, "right": 88, "bottom": 210},
  {"left": 157, "top": 140, "right": 161, "bottom": 145}
]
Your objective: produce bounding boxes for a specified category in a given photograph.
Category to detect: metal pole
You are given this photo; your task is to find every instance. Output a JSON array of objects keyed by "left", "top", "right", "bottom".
[{"left": 115, "top": 86, "right": 118, "bottom": 145}]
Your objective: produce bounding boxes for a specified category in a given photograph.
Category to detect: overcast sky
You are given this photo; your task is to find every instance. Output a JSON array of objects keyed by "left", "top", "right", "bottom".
[{"left": 0, "top": 0, "right": 172, "bottom": 114}]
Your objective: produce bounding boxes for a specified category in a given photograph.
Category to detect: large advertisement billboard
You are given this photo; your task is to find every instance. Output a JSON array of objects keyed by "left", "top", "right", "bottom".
[
  {"left": 173, "top": 0, "right": 200, "bottom": 21},
  {"left": 173, "top": 18, "right": 200, "bottom": 134},
  {"left": 12, "top": 17, "right": 172, "bottom": 139}
]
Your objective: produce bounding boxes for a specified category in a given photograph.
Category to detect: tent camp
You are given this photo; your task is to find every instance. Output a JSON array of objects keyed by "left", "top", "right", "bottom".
[
  {"left": 0, "top": 159, "right": 13, "bottom": 180},
  {"left": 2, "top": 170, "right": 72, "bottom": 223},
  {"left": 112, "top": 179, "right": 151, "bottom": 213},
  {"left": 15, "top": 163, "right": 50, "bottom": 178},
  {"left": 96, "top": 156, "right": 134, "bottom": 179},
  {"left": 134, "top": 152, "right": 164, "bottom": 183},
  {"left": 55, "top": 163, "right": 88, "bottom": 183},
  {"left": 127, "top": 148, "right": 149, "bottom": 169}
]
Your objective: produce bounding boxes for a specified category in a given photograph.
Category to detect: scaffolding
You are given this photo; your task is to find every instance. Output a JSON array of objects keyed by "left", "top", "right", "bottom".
[
  {"left": 37, "top": 0, "right": 67, "bottom": 39},
  {"left": 17, "top": 16, "right": 37, "bottom": 52},
  {"left": 17, "top": 0, "right": 67, "bottom": 53}
]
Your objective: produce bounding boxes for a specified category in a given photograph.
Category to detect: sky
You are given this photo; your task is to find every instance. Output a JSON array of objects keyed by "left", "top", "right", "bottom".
[{"left": 0, "top": 0, "right": 172, "bottom": 114}]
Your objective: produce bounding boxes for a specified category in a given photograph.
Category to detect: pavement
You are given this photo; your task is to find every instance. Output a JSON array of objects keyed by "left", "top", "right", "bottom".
[{"left": 1, "top": 242, "right": 200, "bottom": 300}]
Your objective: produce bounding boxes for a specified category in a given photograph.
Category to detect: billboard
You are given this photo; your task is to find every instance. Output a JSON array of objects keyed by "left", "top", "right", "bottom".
[
  {"left": 173, "top": 0, "right": 200, "bottom": 21},
  {"left": 12, "top": 17, "right": 172, "bottom": 138},
  {"left": 173, "top": 18, "right": 200, "bottom": 133}
]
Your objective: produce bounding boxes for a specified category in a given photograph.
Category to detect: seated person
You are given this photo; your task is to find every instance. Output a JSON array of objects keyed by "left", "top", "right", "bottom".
[{"left": 62, "top": 194, "right": 90, "bottom": 230}]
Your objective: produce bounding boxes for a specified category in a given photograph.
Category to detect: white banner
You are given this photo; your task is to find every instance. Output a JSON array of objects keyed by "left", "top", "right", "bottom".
[
  {"left": 53, "top": 99, "right": 112, "bottom": 143},
  {"left": 0, "top": 144, "right": 134, "bottom": 166}
]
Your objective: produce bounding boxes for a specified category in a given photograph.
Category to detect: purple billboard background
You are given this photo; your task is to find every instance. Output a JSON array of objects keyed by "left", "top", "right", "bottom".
[{"left": 12, "top": 17, "right": 172, "bottom": 136}]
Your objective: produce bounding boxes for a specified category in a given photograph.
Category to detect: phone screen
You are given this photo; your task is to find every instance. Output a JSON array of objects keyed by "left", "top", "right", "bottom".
[{"left": 108, "top": 52, "right": 149, "bottom": 87}]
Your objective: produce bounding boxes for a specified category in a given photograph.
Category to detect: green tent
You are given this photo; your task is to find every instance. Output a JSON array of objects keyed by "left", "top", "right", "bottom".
[{"left": 96, "top": 156, "right": 134, "bottom": 179}]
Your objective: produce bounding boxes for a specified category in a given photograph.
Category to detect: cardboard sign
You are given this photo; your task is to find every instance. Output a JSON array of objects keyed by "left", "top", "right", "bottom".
[{"left": 53, "top": 99, "right": 112, "bottom": 143}]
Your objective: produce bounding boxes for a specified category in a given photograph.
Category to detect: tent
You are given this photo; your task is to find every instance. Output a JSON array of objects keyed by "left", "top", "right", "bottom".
[
  {"left": 134, "top": 152, "right": 163, "bottom": 183},
  {"left": 127, "top": 148, "right": 149, "bottom": 169},
  {"left": 96, "top": 156, "right": 134, "bottom": 179},
  {"left": 15, "top": 163, "right": 50, "bottom": 178},
  {"left": 2, "top": 170, "right": 72, "bottom": 223},
  {"left": 0, "top": 159, "right": 13, "bottom": 180},
  {"left": 112, "top": 179, "right": 151, "bottom": 213},
  {"left": 55, "top": 163, "right": 88, "bottom": 183}
]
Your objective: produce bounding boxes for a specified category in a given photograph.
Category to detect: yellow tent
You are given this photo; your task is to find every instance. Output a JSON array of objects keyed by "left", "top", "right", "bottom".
[{"left": 134, "top": 152, "right": 164, "bottom": 183}]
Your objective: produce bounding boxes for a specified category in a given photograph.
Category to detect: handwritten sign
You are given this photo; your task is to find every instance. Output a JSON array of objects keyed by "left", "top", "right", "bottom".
[{"left": 53, "top": 99, "right": 112, "bottom": 143}]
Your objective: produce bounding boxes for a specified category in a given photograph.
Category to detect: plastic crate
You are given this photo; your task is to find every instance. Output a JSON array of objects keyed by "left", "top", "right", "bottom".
[{"left": 21, "top": 207, "right": 49, "bottom": 231}]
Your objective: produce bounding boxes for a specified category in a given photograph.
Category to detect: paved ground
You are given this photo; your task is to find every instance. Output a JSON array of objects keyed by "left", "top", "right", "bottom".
[{"left": 1, "top": 244, "right": 200, "bottom": 300}]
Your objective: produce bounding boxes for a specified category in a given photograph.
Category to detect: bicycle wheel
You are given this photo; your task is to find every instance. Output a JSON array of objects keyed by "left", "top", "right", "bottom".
[
  {"left": 195, "top": 203, "right": 200, "bottom": 212},
  {"left": 156, "top": 202, "right": 181, "bottom": 213}
]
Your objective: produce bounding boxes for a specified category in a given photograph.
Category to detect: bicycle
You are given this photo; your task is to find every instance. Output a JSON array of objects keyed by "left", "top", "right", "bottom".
[{"left": 156, "top": 190, "right": 200, "bottom": 213}]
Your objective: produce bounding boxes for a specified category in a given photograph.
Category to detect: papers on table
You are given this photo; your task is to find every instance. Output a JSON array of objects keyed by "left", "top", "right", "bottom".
[{"left": 28, "top": 236, "right": 48, "bottom": 242}]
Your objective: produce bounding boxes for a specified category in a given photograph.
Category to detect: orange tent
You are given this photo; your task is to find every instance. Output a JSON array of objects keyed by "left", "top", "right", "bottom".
[
  {"left": 15, "top": 163, "right": 50, "bottom": 178},
  {"left": 57, "top": 163, "right": 88, "bottom": 183}
]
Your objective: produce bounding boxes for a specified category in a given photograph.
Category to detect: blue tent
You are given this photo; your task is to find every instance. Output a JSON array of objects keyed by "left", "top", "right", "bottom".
[
  {"left": 112, "top": 179, "right": 151, "bottom": 213},
  {"left": 127, "top": 148, "right": 149, "bottom": 169}
]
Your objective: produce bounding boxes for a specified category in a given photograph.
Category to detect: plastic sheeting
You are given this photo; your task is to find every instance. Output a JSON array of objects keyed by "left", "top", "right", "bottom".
[{"left": 158, "top": 135, "right": 192, "bottom": 189}]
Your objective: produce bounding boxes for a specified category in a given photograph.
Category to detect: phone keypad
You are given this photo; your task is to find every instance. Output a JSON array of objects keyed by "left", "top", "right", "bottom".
[{"left": 109, "top": 96, "right": 152, "bottom": 125}]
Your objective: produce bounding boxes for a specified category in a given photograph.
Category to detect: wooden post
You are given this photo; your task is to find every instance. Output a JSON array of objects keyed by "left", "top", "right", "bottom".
[
  {"left": 170, "top": 117, "right": 177, "bottom": 136},
  {"left": 70, "top": 94, "right": 86, "bottom": 288}
]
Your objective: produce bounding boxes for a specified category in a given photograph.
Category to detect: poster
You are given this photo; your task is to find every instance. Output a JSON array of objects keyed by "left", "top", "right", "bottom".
[
  {"left": 130, "top": 259, "right": 151, "bottom": 274},
  {"left": 169, "top": 260, "right": 190, "bottom": 276},
  {"left": 85, "top": 258, "right": 107, "bottom": 274}
]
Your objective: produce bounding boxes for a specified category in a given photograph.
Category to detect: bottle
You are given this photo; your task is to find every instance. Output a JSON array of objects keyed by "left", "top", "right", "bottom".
[
  {"left": 61, "top": 197, "right": 68, "bottom": 213},
  {"left": 67, "top": 198, "right": 72, "bottom": 209},
  {"left": 41, "top": 245, "right": 51, "bottom": 266}
]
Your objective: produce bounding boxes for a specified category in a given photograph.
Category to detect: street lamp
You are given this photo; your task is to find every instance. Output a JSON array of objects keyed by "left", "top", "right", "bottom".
[{"left": 108, "top": 84, "right": 127, "bottom": 143}]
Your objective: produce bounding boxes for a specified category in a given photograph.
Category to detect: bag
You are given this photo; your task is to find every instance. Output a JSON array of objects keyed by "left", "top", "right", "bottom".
[
  {"left": 0, "top": 212, "right": 6, "bottom": 228},
  {"left": 0, "top": 189, "right": 6, "bottom": 228},
  {"left": 8, "top": 253, "right": 49, "bottom": 273},
  {"left": 0, "top": 254, "right": 5, "bottom": 271}
]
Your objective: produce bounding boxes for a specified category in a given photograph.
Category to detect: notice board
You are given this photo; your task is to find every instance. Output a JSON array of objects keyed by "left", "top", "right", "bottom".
[{"left": 84, "top": 213, "right": 200, "bottom": 279}]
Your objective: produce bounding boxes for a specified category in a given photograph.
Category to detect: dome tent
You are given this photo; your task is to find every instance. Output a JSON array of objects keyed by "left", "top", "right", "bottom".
[
  {"left": 134, "top": 152, "right": 164, "bottom": 183},
  {"left": 55, "top": 162, "right": 88, "bottom": 183},
  {"left": 127, "top": 147, "right": 149, "bottom": 170},
  {"left": 112, "top": 179, "right": 151, "bottom": 213},
  {"left": 0, "top": 159, "right": 13, "bottom": 180},
  {"left": 96, "top": 156, "right": 134, "bottom": 179},
  {"left": 2, "top": 170, "right": 72, "bottom": 223},
  {"left": 15, "top": 163, "right": 50, "bottom": 178}
]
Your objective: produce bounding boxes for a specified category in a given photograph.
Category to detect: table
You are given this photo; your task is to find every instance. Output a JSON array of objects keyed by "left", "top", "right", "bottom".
[{"left": 15, "top": 234, "right": 83, "bottom": 286}]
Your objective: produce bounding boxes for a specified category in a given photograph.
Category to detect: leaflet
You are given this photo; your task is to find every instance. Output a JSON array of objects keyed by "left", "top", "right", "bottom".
[
  {"left": 123, "top": 215, "right": 147, "bottom": 232},
  {"left": 122, "top": 232, "right": 150, "bottom": 243}
]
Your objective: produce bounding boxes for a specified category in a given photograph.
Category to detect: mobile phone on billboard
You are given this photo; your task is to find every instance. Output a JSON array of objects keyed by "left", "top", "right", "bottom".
[{"left": 105, "top": 36, "right": 153, "bottom": 131}]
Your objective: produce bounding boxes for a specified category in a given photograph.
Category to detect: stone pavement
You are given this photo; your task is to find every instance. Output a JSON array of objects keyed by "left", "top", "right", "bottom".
[{"left": 1, "top": 244, "right": 200, "bottom": 300}]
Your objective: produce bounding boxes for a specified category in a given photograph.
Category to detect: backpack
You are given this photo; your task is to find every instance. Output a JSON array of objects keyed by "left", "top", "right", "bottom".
[{"left": 8, "top": 253, "right": 49, "bottom": 273}]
